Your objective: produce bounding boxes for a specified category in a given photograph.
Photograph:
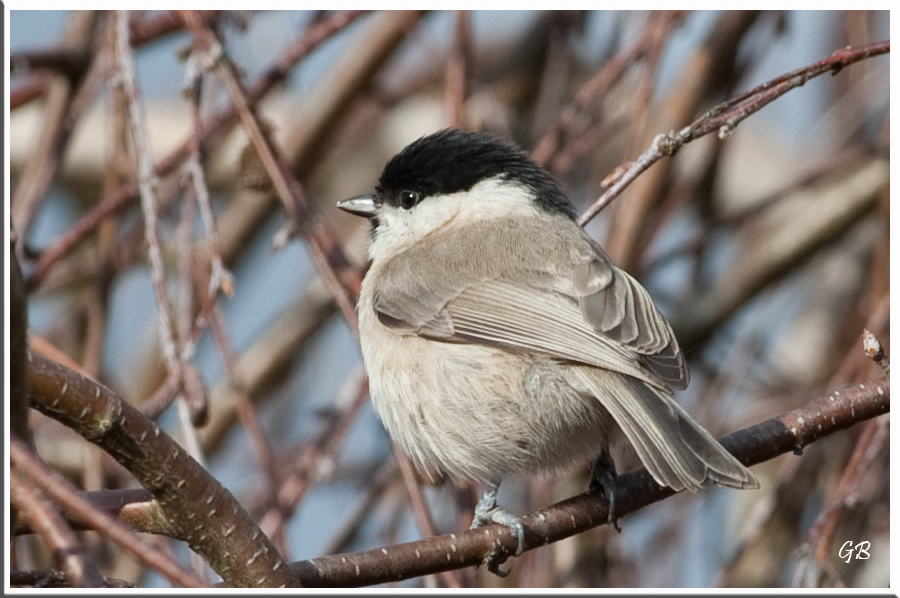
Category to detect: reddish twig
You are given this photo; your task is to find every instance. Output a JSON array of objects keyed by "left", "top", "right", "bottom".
[
  {"left": 322, "top": 460, "right": 400, "bottom": 556},
  {"left": 10, "top": 438, "right": 208, "bottom": 588},
  {"left": 13, "top": 488, "right": 154, "bottom": 535},
  {"left": 180, "top": 9, "right": 362, "bottom": 334},
  {"left": 10, "top": 470, "right": 105, "bottom": 588},
  {"left": 531, "top": 11, "right": 686, "bottom": 167},
  {"left": 257, "top": 368, "right": 370, "bottom": 539},
  {"left": 10, "top": 74, "right": 52, "bottom": 110},
  {"left": 445, "top": 10, "right": 471, "bottom": 129},
  {"left": 578, "top": 39, "right": 890, "bottom": 226},
  {"left": 27, "top": 10, "right": 367, "bottom": 291},
  {"left": 395, "top": 449, "right": 464, "bottom": 588},
  {"left": 206, "top": 304, "right": 286, "bottom": 554}
]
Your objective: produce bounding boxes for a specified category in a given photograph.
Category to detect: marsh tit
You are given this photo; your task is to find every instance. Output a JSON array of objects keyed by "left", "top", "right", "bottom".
[{"left": 338, "top": 128, "right": 758, "bottom": 558}]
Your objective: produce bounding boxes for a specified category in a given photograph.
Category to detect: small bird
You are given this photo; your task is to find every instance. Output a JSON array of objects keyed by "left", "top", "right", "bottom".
[{"left": 338, "top": 128, "right": 758, "bottom": 560}]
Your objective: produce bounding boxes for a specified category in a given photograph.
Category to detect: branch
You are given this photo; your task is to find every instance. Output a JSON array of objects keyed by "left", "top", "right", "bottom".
[
  {"left": 179, "top": 10, "right": 362, "bottom": 334},
  {"left": 26, "top": 10, "right": 367, "bottom": 291},
  {"left": 287, "top": 377, "right": 889, "bottom": 587},
  {"left": 26, "top": 352, "right": 293, "bottom": 587},
  {"left": 13, "top": 488, "right": 156, "bottom": 536},
  {"left": 10, "top": 469, "right": 105, "bottom": 587},
  {"left": 671, "top": 157, "right": 887, "bottom": 348},
  {"left": 10, "top": 439, "right": 206, "bottom": 588},
  {"left": 10, "top": 570, "right": 134, "bottom": 589},
  {"left": 578, "top": 39, "right": 890, "bottom": 226}
]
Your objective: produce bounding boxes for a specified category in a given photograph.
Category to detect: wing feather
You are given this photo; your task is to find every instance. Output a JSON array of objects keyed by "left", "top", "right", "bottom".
[{"left": 371, "top": 217, "right": 688, "bottom": 390}]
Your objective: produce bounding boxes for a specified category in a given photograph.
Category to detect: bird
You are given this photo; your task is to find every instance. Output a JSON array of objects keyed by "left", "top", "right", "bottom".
[{"left": 337, "top": 127, "right": 758, "bottom": 562}]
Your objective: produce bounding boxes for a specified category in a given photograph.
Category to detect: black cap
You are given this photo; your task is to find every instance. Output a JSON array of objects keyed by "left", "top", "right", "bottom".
[{"left": 375, "top": 129, "right": 576, "bottom": 220}]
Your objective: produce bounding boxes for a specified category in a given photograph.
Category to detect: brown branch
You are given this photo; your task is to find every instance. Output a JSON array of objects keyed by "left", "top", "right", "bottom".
[
  {"left": 445, "top": 10, "right": 472, "bottom": 129},
  {"left": 26, "top": 10, "right": 368, "bottom": 291},
  {"left": 26, "top": 352, "right": 293, "bottom": 587},
  {"left": 10, "top": 470, "right": 105, "bottom": 588},
  {"left": 11, "top": 10, "right": 100, "bottom": 241},
  {"left": 9, "top": 47, "right": 92, "bottom": 80},
  {"left": 688, "top": 40, "right": 890, "bottom": 140},
  {"left": 10, "top": 246, "right": 31, "bottom": 446},
  {"left": 14, "top": 488, "right": 155, "bottom": 536},
  {"left": 10, "top": 569, "right": 135, "bottom": 589},
  {"left": 10, "top": 439, "right": 207, "bottom": 588},
  {"left": 577, "top": 38, "right": 889, "bottom": 228},
  {"left": 179, "top": 9, "right": 362, "bottom": 334},
  {"left": 287, "top": 377, "right": 889, "bottom": 587}
]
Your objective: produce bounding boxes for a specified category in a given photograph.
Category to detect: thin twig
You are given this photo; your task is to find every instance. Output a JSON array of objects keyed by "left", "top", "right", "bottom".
[
  {"left": 179, "top": 10, "right": 362, "bottom": 335},
  {"left": 115, "top": 10, "right": 179, "bottom": 380},
  {"left": 256, "top": 368, "right": 370, "bottom": 539},
  {"left": 531, "top": 11, "right": 685, "bottom": 167},
  {"left": 395, "top": 448, "right": 464, "bottom": 588},
  {"left": 445, "top": 10, "right": 471, "bottom": 129},
  {"left": 578, "top": 39, "right": 889, "bottom": 226},
  {"left": 10, "top": 438, "right": 208, "bottom": 588},
  {"left": 27, "top": 10, "right": 367, "bottom": 291},
  {"left": 10, "top": 470, "right": 105, "bottom": 588}
]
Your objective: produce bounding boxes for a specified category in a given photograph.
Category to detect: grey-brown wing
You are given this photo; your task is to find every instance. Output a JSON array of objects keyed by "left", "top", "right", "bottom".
[
  {"left": 374, "top": 274, "right": 676, "bottom": 390},
  {"left": 370, "top": 221, "right": 687, "bottom": 390},
  {"left": 574, "top": 257, "right": 689, "bottom": 389}
]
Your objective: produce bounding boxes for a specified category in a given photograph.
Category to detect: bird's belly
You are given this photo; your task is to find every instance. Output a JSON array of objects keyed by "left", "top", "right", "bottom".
[{"left": 361, "top": 327, "right": 612, "bottom": 482}]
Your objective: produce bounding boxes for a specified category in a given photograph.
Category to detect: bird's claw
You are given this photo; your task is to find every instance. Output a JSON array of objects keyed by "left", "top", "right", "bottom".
[
  {"left": 590, "top": 458, "right": 622, "bottom": 532},
  {"left": 470, "top": 506, "right": 525, "bottom": 556}
]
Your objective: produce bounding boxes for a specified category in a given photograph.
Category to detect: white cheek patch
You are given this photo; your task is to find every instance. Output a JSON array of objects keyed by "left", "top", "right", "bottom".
[{"left": 369, "top": 177, "right": 539, "bottom": 260}]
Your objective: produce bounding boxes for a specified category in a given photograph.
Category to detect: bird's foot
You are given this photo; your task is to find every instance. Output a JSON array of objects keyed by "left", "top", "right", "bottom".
[
  {"left": 590, "top": 454, "right": 621, "bottom": 532},
  {"left": 470, "top": 482, "right": 525, "bottom": 576}
]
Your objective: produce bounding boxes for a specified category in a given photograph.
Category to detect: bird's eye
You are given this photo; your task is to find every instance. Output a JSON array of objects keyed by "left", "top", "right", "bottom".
[{"left": 398, "top": 190, "right": 420, "bottom": 210}]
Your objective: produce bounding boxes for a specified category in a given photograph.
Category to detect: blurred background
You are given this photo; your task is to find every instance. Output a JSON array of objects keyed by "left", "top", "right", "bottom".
[{"left": 8, "top": 10, "right": 890, "bottom": 588}]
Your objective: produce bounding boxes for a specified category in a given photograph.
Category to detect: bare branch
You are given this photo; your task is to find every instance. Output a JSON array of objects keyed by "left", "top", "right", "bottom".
[
  {"left": 10, "top": 439, "right": 207, "bottom": 588},
  {"left": 10, "top": 470, "right": 105, "bottom": 587},
  {"left": 578, "top": 39, "right": 889, "bottom": 227},
  {"left": 26, "top": 352, "right": 292, "bottom": 587},
  {"left": 287, "top": 377, "right": 889, "bottom": 586},
  {"left": 26, "top": 10, "right": 367, "bottom": 291}
]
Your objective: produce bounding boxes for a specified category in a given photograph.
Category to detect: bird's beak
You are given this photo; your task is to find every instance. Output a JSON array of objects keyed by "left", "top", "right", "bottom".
[{"left": 337, "top": 194, "right": 377, "bottom": 218}]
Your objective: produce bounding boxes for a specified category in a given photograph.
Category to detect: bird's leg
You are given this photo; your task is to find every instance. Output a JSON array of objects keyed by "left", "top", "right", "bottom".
[
  {"left": 590, "top": 449, "right": 621, "bottom": 532},
  {"left": 470, "top": 477, "right": 525, "bottom": 574}
]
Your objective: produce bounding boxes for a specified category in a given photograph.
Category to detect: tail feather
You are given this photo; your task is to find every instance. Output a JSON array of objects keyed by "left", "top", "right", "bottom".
[{"left": 574, "top": 368, "right": 758, "bottom": 492}]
